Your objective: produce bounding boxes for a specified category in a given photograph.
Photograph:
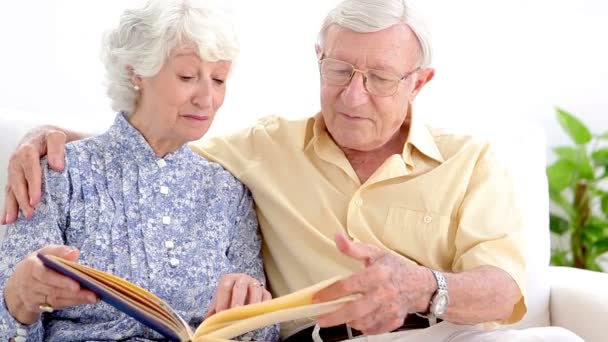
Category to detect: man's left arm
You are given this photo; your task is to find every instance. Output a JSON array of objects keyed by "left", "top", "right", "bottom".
[{"left": 314, "top": 146, "right": 526, "bottom": 334}]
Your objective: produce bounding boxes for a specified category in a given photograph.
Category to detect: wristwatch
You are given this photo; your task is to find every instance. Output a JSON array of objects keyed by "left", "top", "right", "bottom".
[{"left": 426, "top": 269, "right": 449, "bottom": 325}]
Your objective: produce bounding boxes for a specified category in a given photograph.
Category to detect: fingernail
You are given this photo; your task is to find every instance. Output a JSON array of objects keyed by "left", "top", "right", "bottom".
[{"left": 64, "top": 246, "right": 77, "bottom": 255}]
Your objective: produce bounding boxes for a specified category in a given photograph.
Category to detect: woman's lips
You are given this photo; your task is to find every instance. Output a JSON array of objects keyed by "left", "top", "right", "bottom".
[{"left": 182, "top": 114, "right": 209, "bottom": 121}]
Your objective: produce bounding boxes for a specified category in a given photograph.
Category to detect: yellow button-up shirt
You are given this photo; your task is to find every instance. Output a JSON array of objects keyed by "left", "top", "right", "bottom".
[{"left": 191, "top": 113, "right": 526, "bottom": 329}]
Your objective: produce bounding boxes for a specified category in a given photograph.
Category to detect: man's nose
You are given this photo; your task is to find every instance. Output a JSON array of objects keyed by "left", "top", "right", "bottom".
[{"left": 340, "top": 72, "right": 369, "bottom": 107}]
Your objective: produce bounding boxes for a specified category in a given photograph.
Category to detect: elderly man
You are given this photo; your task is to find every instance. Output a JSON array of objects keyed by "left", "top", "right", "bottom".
[{"left": 2, "top": 0, "right": 582, "bottom": 341}]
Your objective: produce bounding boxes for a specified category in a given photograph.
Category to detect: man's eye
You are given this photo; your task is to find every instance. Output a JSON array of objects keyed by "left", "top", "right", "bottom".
[
  {"left": 179, "top": 75, "right": 195, "bottom": 81},
  {"left": 213, "top": 78, "right": 225, "bottom": 85},
  {"left": 369, "top": 74, "right": 391, "bottom": 83}
]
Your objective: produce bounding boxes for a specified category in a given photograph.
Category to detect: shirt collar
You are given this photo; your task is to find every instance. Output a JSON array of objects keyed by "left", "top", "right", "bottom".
[
  {"left": 306, "top": 108, "right": 445, "bottom": 166},
  {"left": 105, "top": 113, "right": 193, "bottom": 168},
  {"left": 403, "top": 107, "right": 445, "bottom": 165}
]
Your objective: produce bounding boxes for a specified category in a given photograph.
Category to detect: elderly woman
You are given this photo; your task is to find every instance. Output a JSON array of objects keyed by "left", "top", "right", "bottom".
[{"left": 0, "top": 1, "right": 278, "bottom": 341}]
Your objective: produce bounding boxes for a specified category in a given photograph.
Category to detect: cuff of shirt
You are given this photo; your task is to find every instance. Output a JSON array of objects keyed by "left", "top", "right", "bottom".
[{"left": 0, "top": 289, "right": 43, "bottom": 341}]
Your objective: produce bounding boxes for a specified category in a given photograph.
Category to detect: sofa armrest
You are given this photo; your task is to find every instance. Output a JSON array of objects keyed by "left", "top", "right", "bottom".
[{"left": 549, "top": 266, "right": 608, "bottom": 342}]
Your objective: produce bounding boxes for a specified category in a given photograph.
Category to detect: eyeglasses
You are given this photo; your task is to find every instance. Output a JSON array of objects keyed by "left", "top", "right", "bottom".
[{"left": 318, "top": 57, "right": 420, "bottom": 97}]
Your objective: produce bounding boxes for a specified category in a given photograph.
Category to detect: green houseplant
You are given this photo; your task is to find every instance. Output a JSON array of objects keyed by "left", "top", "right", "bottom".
[{"left": 547, "top": 107, "right": 608, "bottom": 271}]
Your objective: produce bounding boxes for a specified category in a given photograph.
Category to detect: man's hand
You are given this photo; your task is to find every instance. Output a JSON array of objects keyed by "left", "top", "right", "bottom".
[
  {"left": 313, "top": 233, "right": 436, "bottom": 336},
  {"left": 2, "top": 127, "right": 70, "bottom": 225},
  {"left": 4, "top": 245, "right": 98, "bottom": 325}
]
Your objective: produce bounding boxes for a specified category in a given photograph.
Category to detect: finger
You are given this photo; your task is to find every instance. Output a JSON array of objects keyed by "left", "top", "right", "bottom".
[
  {"left": 38, "top": 244, "right": 80, "bottom": 260},
  {"left": 246, "top": 283, "right": 263, "bottom": 305},
  {"left": 32, "top": 247, "right": 81, "bottom": 291},
  {"left": 313, "top": 272, "right": 367, "bottom": 303},
  {"left": 317, "top": 298, "right": 377, "bottom": 328},
  {"left": 3, "top": 190, "right": 19, "bottom": 224},
  {"left": 262, "top": 290, "right": 272, "bottom": 302},
  {"left": 229, "top": 277, "right": 249, "bottom": 308},
  {"left": 32, "top": 266, "right": 81, "bottom": 293},
  {"left": 335, "top": 233, "right": 384, "bottom": 267},
  {"left": 214, "top": 277, "right": 235, "bottom": 313},
  {"left": 9, "top": 163, "right": 33, "bottom": 219},
  {"left": 205, "top": 297, "right": 217, "bottom": 318},
  {"left": 46, "top": 130, "right": 67, "bottom": 171},
  {"left": 21, "top": 152, "right": 42, "bottom": 207},
  {"left": 48, "top": 290, "right": 99, "bottom": 309},
  {"left": 20, "top": 292, "right": 48, "bottom": 313}
]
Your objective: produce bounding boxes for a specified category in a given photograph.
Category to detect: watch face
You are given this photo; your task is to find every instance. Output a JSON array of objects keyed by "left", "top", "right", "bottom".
[{"left": 432, "top": 293, "right": 449, "bottom": 316}]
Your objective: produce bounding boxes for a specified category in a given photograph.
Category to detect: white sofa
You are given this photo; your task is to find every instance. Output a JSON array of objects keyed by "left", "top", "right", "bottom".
[{"left": 1, "top": 110, "right": 607, "bottom": 341}]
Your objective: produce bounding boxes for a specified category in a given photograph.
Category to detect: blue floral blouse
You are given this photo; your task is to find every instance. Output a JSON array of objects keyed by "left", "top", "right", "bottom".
[{"left": 0, "top": 113, "right": 278, "bottom": 342}]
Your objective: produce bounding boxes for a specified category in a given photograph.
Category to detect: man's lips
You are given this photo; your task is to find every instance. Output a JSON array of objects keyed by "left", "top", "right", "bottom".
[{"left": 339, "top": 112, "right": 367, "bottom": 120}]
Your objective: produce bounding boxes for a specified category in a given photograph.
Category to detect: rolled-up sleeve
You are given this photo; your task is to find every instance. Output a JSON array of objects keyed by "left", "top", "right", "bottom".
[{"left": 451, "top": 146, "right": 527, "bottom": 324}]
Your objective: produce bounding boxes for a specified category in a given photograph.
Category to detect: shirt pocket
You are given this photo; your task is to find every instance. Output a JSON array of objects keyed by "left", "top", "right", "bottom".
[{"left": 382, "top": 206, "right": 456, "bottom": 270}]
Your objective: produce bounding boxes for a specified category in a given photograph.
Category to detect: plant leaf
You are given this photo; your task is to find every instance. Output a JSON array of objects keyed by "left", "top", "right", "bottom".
[
  {"left": 550, "top": 214, "right": 570, "bottom": 235},
  {"left": 582, "top": 223, "right": 605, "bottom": 246},
  {"left": 549, "top": 189, "right": 576, "bottom": 218},
  {"left": 553, "top": 146, "right": 580, "bottom": 161},
  {"left": 552, "top": 146, "right": 594, "bottom": 179},
  {"left": 546, "top": 160, "right": 577, "bottom": 192},
  {"left": 592, "top": 239, "right": 608, "bottom": 256},
  {"left": 592, "top": 148, "right": 608, "bottom": 166},
  {"left": 603, "top": 195, "right": 608, "bottom": 215},
  {"left": 550, "top": 250, "right": 570, "bottom": 267},
  {"left": 555, "top": 107, "right": 592, "bottom": 145},
  {"left": 584, "top": 257, "right": 603, "bottom": 272}
]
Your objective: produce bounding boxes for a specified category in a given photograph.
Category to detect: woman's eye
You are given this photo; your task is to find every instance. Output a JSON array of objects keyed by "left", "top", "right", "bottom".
[{"left": 179, "top": 75, "right": 195, "bottom": 81}]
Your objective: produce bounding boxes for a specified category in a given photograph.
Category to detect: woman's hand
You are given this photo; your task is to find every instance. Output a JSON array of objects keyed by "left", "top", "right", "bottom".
[
  {"left": 3, "top": 245, "right": 99, "bottom": 325},
  {"left": 205, "top": 273, "right": 272, "bottom": 318}
]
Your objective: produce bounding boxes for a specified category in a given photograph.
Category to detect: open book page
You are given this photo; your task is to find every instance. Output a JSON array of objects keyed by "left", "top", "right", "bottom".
[{"left": 194, "top": 277, "right": 359, "bottom": 341}]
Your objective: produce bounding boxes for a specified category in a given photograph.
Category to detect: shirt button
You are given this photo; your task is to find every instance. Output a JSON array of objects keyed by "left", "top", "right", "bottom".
[
  {"left": 15, "top": 337, "right": 27, "bottom": 342},
  {"left": 165, "top": 240, "right": 174, "bottom": 249},
  {"left": 162, "top": 216, "right": 171, "bottom": 225},
  {"left": 169, "top": 258, "right": 180, "bottom": 267},
  {"left": 423, "top": 215, "right": 433, "bottom": 224},
  {"left": 157, "top": 159, "right": 167, "bottom": 168},
  {"left": 354, "top": 198, "right": 363, "bottom": 207},
  {"left": 160, "top": 186, "right": 169, "bottom": 194}
]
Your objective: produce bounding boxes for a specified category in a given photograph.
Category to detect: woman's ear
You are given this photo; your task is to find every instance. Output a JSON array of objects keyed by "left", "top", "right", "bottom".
[{"left": 127, "top": 65, "right": 142, "bottom": 89}]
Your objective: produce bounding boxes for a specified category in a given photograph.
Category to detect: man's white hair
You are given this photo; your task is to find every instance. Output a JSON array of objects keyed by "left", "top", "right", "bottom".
[
  {"left": 317, "top": 0, "right": 432, "bottom": 68},
  {"left": 101, "top": 0, "right": 239, "bottom": 115}
]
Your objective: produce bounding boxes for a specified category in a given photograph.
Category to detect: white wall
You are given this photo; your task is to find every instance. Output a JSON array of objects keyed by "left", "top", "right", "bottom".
[{"left": 0, "top": 0, "right": 607, "bottom": 148}]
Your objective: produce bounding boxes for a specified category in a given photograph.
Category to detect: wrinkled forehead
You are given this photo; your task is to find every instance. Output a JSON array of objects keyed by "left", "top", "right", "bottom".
[{"left": 322, "top": 24, "right": 421, "bottom": 69}]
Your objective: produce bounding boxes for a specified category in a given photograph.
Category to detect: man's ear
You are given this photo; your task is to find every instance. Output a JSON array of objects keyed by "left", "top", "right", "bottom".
[
  {"left": 410, "top": 68, "right": 435, "bottom": 100},
  {"left": 315, "top": 44, "right": 322, "bottom": 60}
]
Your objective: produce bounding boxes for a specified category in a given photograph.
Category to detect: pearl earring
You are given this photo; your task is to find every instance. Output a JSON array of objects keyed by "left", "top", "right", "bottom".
[{"left": 133, "top": 85, "right": 140, "bottom": 91}]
